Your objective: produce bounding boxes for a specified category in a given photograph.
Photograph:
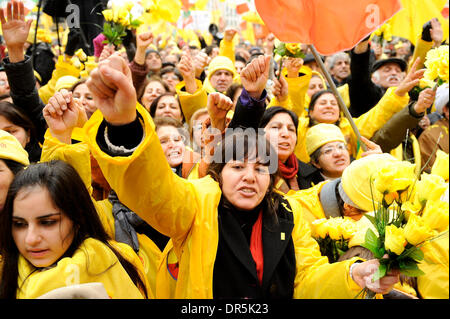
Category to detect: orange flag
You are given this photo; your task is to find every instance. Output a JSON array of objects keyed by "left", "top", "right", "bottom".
[{"left": 255, "top": 0, "right": 402, "bottom": 55}]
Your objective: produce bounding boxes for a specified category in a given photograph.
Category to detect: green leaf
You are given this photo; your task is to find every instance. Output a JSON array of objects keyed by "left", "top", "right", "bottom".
[
  {"left": 361, "top": 228, "right": 380, "bottom": 254},
  {"left": 374, "top": 246, "right": 386, "bottom": 259},
  {"left": 405, "top": 246, "right": 424, "bottom": 261},
  {"left": 275, "top": 43, "right": 286, "bottom": 56},
  {"left": 372, "top": 263, "right": 387, "bottom": 282},
  {"left": 399, "top": 259, "right": 425, "bottom": 277}
]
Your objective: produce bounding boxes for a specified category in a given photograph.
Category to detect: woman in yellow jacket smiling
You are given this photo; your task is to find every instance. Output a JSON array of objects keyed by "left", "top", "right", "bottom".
[{"left": 82, "top": 54, "right": 401, "bottom": 299}]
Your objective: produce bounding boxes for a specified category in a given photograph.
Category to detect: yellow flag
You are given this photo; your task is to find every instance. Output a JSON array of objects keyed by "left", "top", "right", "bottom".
[{"left": 389, "top": 0, "right": 449, "bottom": 45}]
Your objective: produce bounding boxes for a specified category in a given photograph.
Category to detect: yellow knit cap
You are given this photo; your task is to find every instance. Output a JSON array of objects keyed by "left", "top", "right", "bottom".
[
  {"left": 207, "top": 56, "right": 238, "bottom": 82},
  {"left": 55, "top": 75, "right": 79, "bottom": 92},
  {"left": 0, "top": 130, "right": 30, "bottom": 166},
  {"left": 341, "top": 153, "right": 398, "bottom": 212},
  {"left": 306, "top": 123, "right": 346, "bottom": 156}
]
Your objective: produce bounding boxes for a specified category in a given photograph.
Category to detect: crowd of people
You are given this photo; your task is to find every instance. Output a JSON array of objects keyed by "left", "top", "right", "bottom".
[{"left": 0, "top": 0, "right": 448, "bottom": 300}]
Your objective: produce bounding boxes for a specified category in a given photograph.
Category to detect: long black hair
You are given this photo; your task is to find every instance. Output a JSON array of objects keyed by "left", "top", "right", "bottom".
[{"left": 0, "top": 160, "right": 148, "bottom": 299}]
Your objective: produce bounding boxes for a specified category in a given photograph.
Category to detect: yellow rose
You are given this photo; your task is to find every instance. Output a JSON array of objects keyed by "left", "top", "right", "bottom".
[
  {"left": 373, "top": 161, "right": 416, "bottom": 194},
  {"left": 340, "top": 218, "right": 358, "bottom": 239},
  {"left": 419, "top": 78, "right": 436, "bottom": 89},
  {"left": 102, "top": 9, "right": 113, "bottom": 22},
  {"left": 431, "top": 150, "right": 449, "bottom": 181},
  {"left": 123, "top": 0, "right": 135, "bottom": 11},
  {"left": 425, "top": 45, "right": 449, "bottom": 82},
  {"left": 404, "top": 213, "right": 435, "bottom": 245},
  {"left": 115, "top": 8, "right": 130, "bottom": 26},
  {"left": 311, "top": 218, "right": 328, "bottom": 239},
  {"left": 327, "top": 218, "right": 342, "bottom": 240},
  {"left": 416, "top": 173, "right": 448, "bottom": 204},
  {"left": 421, "top": 200, "right": 449, "bottom": 232},
  {"left": 285, "top": 43, "right": 301, "bottom": 55},
  {"left": 385, "top": 224, "right": 407, "bottom": 255},
  {"left": 401, "top": 198, "right": 423, "bottom": 214},
  {"left": 348, "top": 229, "right": 366, "bottom": 247}
]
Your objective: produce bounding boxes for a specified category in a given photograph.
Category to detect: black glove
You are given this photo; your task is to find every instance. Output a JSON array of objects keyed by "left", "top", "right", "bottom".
[{"left": 421, "top": 21, "right": 433, "bottom": 42}]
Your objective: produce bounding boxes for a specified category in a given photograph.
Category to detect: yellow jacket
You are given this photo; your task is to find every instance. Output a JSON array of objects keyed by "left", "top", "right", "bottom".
[
  {"left": 295, "top": 87, "right": 410, "bottom": 162},
  {"left": 16, "top": 238, "right": 149, "bottom": 299},
  {"left": 175, "top": 79, "right": 208, "bottom": 124},
  {"left": 40, "top": 130, "right": 161, "bottom": 297},
  {"left": 286, "top": 182, "right": 329, "bottom": 225},
  {"left": 83, "top": 103, "right": 364, "bottom": 299},
  {"left": 417, "top": 231, "right": 449, "bottom": 299},
  {"left": 219, "top": 37, "right": 235, "bottom": 64}
]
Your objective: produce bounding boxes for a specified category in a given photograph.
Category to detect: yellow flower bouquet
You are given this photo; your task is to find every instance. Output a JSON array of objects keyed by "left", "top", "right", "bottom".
[
  {"left": 102, "top": 1, "right": 144, "bottom": 47},
  {"left": 360, "top": 161, "right": 448, "bottom": 298},
  {"left": 311, "top": 217, "right": 358, "bottom": 263},
  {"left": 371, "top": 22, "right": 393, "bottom": 45},
  {"left": 424, "top": 45, "right": 449, "bottom": 86},
  {"left": 414, "top": 45, "right": 449, "bottom": 97}
]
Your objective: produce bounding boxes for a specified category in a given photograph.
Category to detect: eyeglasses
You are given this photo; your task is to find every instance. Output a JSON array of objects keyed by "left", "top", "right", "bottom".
[
  {"left": 321, "top": 142, "right": 347, "bottom": 156},
  {"left": 0, "top": 80, "right": 8, "bottom": 86}
]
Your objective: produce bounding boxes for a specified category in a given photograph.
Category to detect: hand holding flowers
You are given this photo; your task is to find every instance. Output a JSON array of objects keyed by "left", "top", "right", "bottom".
[
  {"left": 274, "top": 42, "right": 305, "bottom": 79},
  {"left": 359, "top": 160, "right": 449, "bottom": 298}
]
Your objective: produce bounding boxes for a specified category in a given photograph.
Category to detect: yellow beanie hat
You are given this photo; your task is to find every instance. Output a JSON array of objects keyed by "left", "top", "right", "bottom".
[
  {"left": 55, "top": 75, "right": 79, "bottom": 92},
  {"left": 207, "top": 56, "right": 238, "bottom": 82},
  {"left": 306, "top": 123, "right": 346, "bottom": 156},
  {"left": 341, "top": 153, "right": 398, "bottom": 212},
  {"left": 0, "top": 130, "right": 30, "bottom": 166}
]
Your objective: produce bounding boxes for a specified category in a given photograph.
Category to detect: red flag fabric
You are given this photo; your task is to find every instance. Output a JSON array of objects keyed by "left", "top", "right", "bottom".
[{"left": 255, "top": 0, "right": 402, "bottom": 55}]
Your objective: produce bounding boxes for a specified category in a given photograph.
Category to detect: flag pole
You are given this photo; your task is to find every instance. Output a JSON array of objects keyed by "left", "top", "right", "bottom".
[{"left": 307, "top": 44, "right": 367, "bottom": 152}]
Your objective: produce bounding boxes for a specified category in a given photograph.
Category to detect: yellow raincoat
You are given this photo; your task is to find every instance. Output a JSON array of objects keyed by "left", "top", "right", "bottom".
[
  {"left": 417, "top": 233, "right": 449, "bottom": 299},
  {"left": 175, "top": 79, "right": 208, "bottom": 124},
  {"left": 286, "top": 181, "right": 329, "bottom": 225},
  {"left": 16, "top": 238, "right": 149, "bottom": 299},
  {"left": 40, "top": 130, "right": 161, "bottom": 297},
  {"left": 83, "top": 103, "right": 364, "bottom": 299}
]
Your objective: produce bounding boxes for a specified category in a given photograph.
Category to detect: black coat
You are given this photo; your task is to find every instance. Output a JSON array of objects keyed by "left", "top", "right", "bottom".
[{"left": 213, "top": 197, "right": 296, "bottom": 299}]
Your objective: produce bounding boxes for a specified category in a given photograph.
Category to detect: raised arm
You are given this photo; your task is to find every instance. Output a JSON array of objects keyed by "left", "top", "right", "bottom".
[
  {"left": 85, "top": 55, "right": 201, "bottom": 242},
  {"left": 228, "top": 54, "right": 271, "bottom": 130},
  {"left": 0, "top": 0, "right": 47, "bottom": 143}
]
